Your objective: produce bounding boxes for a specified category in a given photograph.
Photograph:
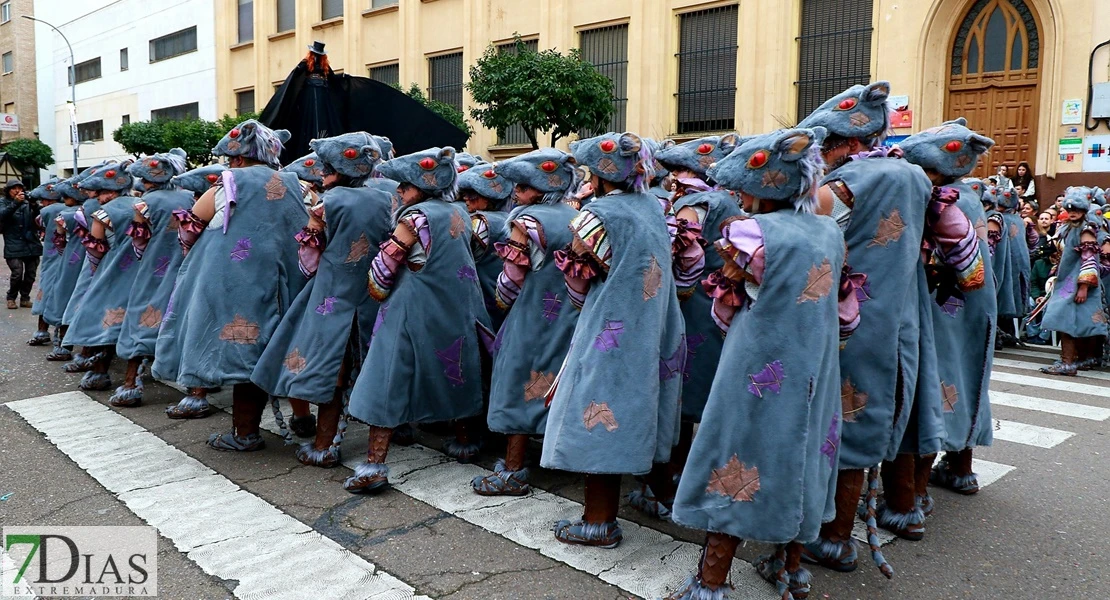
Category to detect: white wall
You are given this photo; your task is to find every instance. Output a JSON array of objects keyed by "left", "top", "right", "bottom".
[{"left": 34, "top": 0, "right": 216, "bottom": 176}]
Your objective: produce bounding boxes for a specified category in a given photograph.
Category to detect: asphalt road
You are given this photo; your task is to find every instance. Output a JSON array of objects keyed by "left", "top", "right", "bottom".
[{"left": 1, "top": 264, "right": 1107, "bottom": 599}]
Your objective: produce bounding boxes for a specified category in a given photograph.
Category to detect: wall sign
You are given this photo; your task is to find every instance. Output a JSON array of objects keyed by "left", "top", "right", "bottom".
[{"left": 1062, "top": 99, "right": 1083, "bottom": 125}]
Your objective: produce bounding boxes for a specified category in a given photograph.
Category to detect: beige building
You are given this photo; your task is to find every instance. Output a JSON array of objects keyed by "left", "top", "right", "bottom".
[
  {"left": 218, "top": 0, "right": 1110, "bottom": 198},
  {"left": 0, "top": 0, "right": 38, "bottom": 144}
]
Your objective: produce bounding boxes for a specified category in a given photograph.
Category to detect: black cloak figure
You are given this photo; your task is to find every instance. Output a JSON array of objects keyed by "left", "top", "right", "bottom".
[{"left": 260, "top": 41, "right": 470, "bottom": 165}]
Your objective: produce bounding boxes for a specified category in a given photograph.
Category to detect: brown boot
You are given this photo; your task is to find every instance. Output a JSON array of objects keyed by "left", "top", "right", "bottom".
[
  {"left": 931, "top": 448, "right": 979, "bottom": 494},
  {"left": 801, "top": 468, "right": 863, "bottom": 572},
  {"left": 472, "top": 434, "right": 531, "bottom": 496},
  {"left": 554, "top": 474, "right": 623, "bottom": 548},
  {"left": 662, "top": 532, "right": 739, "bottom": 599},
  {"left": 1041, "top": 334, "right": 1078, "bottom": 376},
  {"left": 207, "top": 383, "right": 267, "bottom": 451},
  {"left": 877, "top": 454, "right": 925, "bottom": 540},
  {"left": 295, "top": 395, "right": 343, "bottom": 467},
  {"left": 755, "top": 542, "right": 812, "bottom": 600},
  {"left": 915, "top": 453, "right": 937, "bottom": 516},
  {"left": 6, "top": 299, "right": 17, "bottom": 309},
  {"left": 344, "top": 425, "right": 393, "bottom": 494}
]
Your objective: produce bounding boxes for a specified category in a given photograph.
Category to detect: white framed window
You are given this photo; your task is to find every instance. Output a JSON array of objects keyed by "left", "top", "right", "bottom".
[
  {"left": 1, "top": 3, "right": 11, "bottom": 24},
  {"left": 2, "top": 52, "right": 12, "bottom": 74}
]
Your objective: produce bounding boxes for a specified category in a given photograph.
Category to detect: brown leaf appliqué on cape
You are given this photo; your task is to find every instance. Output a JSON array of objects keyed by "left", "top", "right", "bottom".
[
  {"left": 973, "top": 217, "right": 987, "bottom": 242},
  {"left": 797, "top": 258, "right": 834, "bottom": 303},
  {"left": 706, "top": 455, "right": 760, "bottom": 502},
  {"left": 345, "top": 233, "right": 371, "bottom": 264},
  {"left": 642, "top": 256, "right": 663, "bottom": 301},
  {"left": 264, "top": 173, "right": 287, "bottom": 201},
  {"left": 101, "top": 307, "right": 126, "bottom": 329},
  {"left": 942, "top": 382, "right": 959, "bottom": 413},
  {"left": 449, "top": 210, "right": 466, "bottom": 239},
  {"left": 219, "top": 315, "right": 260, "bottom": 345},
  {"left": 284, "top": 348, "right": 306, "bottom": 374},
  {"left": 582, "top": 401, "right": 619, "bottom": 432},
  {"left": 139, "top": 305, "right": 163, "bottom": 328},
  {"left": 868, "top": 209, "right": 906, "bottom": 247},
  {"left": 1009, "top": 223, "right": 1019, "bottom": 239},
  {"left": 524, "top": 370, "right": 556, "bottom": 402},
  {"left": 1094, "top": 311, "right": 1108, "bottom": 325},
  {"left": 841, "top": 379, "right": 868, "bottom": 423}
]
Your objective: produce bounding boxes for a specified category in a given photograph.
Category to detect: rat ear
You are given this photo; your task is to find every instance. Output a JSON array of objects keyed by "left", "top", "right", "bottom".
[
  {"left": 967, "top": 133, "right": 995, "bottom": 154},
  {"left": 363, "top": 145, "right": 381, "bottom": 161},
  {"left": 169, "top": 148, "right": 187, "bottom": 158},
  {"left": 718, "top": 133, "right": 741, "bottom": 154},
  {"left": 862, "top": 81, "right": 890, "bottom": 106},
  {"left": 438, "top": 146, "right": 456, "bottom": 163},
  {"left": 776, "top": 129, "right": 817, "bottom": 162},
  {"left": 618, "top": 132, "right": 643, "bottom": 156},
  {"left": 274, "top": 129, "right": 292, "bottom": 144},
  {"left": 660, "top": 139, "right": 676, "bottom": 151}
]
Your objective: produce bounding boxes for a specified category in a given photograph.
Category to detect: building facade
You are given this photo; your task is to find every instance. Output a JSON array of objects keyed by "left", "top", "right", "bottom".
[
  {"left": 34, "top": 0, "right": 218, "bottom": 176},
  {"left": 0, "top": 0, "right": 38, "bottom": 144},
  {"left": 216, "top": 0, "right": 1108, "bottom": 195}
]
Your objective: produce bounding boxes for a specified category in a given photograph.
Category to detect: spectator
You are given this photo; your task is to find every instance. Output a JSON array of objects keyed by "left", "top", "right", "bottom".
[
  {"left": 995, "top": 164, "right": 1014, "bottom": 191},
  {"left": 1014, "top": 161, "right": 1036, "bottom": 201},
  {"left": 0, "top": 178, "right": 42, "bottom": 309}
]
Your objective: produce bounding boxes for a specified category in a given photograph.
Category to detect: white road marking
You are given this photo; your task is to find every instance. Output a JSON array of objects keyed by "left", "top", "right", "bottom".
[
  {"left": 990, "top": 371, "right": 1110, "bottom": 398},
  {"left": 5, "top": 392, "right": 429, "bottom": 600},
  {"left": 993, "top": 358, "right": 1110, "bottom": 383},
  {"left": 990, "top": 391, "right": 1110, "bottom": 421},
  {"left": 998, "top": 348, "right": 1062, "bottom": 361},
  {"left": 992, "top": 419, "right": 1074, "bottom": 448}
]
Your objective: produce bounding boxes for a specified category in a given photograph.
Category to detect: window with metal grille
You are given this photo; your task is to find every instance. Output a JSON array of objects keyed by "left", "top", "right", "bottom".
[
  {"left": 72, "top": 58, "right": 101, "bottom": 84},
  {"left": 322, "top": 0, "right": 343, "bottom": 20},
  {"left": 276, "top": 0, "right": 295, "bottom": 32},
  {"left": 676, "top": 6, "right": 738, "bottom": 134},
  {"left": 371, "top": 0, "right": 398, "bottom": 8},
  {"left": 120, "top": 48, "right": 128, "bottom": 71},
  {"left": 369, "top": 63, "right": 399, "bottom": 86},
  {"left": 236, "top": 90, "right": 255, "bottom": 115},
  {"left": 151, "top": 102, "right": 200, "bottom": 122},
  {"left": 580, "top": 24, "right": 628, "bottom": 136},
  {"left": 495, "top": 39, "right": 539, "bottom": 145},
  {"left": 77, "top": 120, "right": 103, "bottom": 142},
  {"left": 150, "top": 26, "right": 198, "bottom": 62},
  {"left": 1, "top": 52, "right": 11, "bottom": 74},
  {"left": 238, "top": 0, "right": 253, "bottom": 43},
  {"left": 427, "top": 52, "right": 463, "bottom": 111},
  {"left": 796, "top": 0, "right": 874, "bottom": 121}
]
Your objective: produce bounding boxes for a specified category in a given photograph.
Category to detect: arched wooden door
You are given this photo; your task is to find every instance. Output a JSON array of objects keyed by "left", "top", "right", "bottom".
[{"left": 946, "top": 0, "right": 1041, "bottom": 177}]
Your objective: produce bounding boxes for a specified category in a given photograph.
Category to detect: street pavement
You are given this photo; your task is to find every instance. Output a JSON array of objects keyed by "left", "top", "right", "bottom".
[{"left": 1, "top": 273, "right": 1108, "bottom": 598}]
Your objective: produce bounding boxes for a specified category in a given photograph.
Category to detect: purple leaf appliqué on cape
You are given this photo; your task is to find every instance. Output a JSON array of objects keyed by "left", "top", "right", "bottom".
[
  {"left": 940, "top": 295, "right": 964, "bottom": 317},
  {"left": 1057, "top": 277, "right": 1076, "bottom": 297},
  {"left": 118, "top": 252, "right": 134, "bottom": 272},
  {"left": 153, "top": 256, "right": 171, "bottom": 278},
  {"left": 230, "top": 237, "right": 252, "bottom": 262},
  {"left": 682, "top": 334, "right": 707, "bottom": 382},
  {"left": 435, "top": 336, "right": 466, "bottom": 386},
  {"left": 45, "top": 246, "right": 58, "bottom": 257},
  {"left": 68, "top": 250, "right": 82, "bottom": 265},
  {"left": 820, "top": 413, "right": 840, "bottom": 468},
  {"left": 542, "top": 291, "right": 562, "bottom": 324},
  {"left": 456, "top": 265, "right": 478, "bottom": 282},
  {"left": 747, "top": 360, "right": 785, "bottom": 398},
  {"left": 371, "top": 304, "right": 388, "bottom": 340},
  {"left": 315, "top": 296, "right": 337, "bottom": 316},
  {"left": 492, "top": 325, "right": 505, "bottom": 356},
  {"left": 659, "top": 335, "right": 687, "bottom": 381},
  {"left": 593, "top": 320, "right": 624, "bottom": 352}
]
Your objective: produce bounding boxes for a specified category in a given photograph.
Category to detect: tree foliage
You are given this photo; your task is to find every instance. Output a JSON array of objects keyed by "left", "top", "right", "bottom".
[
  {"left": 112, "top": 113, "right": 261, "bottom": 166},
  {"left": 2, "top": 138, "right": 55, "bottom": 170},
  {"left": 396, "top": 83, "right": 473, "bottom": 137},
  {"left": 466, "top": 37, "right": 614, "bottom": 149}
]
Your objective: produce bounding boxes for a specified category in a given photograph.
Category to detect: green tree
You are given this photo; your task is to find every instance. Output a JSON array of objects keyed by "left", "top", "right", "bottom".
[
  {"left": 217, "top": 111, "right": 259, "bottom": 132},
  {"left": 2, "top": 138, "right": 55, "bottom": 171},
  {"left": 396, "top": 83, "right": 474, "bottom": 137},
  {"left": 161, "top": 118, "right": 225, "bottom": 166},
  {"left": 113, "top": 121, "right": 167, "bottom": 158},
  {"left": 466, "top": 37, "right": 614, "bottom": 149}
]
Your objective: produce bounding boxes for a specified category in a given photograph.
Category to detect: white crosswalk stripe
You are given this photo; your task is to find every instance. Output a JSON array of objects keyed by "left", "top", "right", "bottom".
[
  {"left": 993, "top": 357, "right": 1110, "bottom": 382},
  {"left": 4, "top": 392, "right": 430, "bottom": 600},
  {"left": 990, "top": 391, "right": 1110, "bottom": 421},
  {"left": 991, "top": 419, "right": 1075, "bottom": 448},
  {"left": 991, "top": 371, "right": 1110, "bottom": 398}
]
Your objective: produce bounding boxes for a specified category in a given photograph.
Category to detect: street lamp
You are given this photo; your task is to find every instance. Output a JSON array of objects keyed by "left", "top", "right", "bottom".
[{"left": 22, "top": 15, "right": 77, "bottom": 175}]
